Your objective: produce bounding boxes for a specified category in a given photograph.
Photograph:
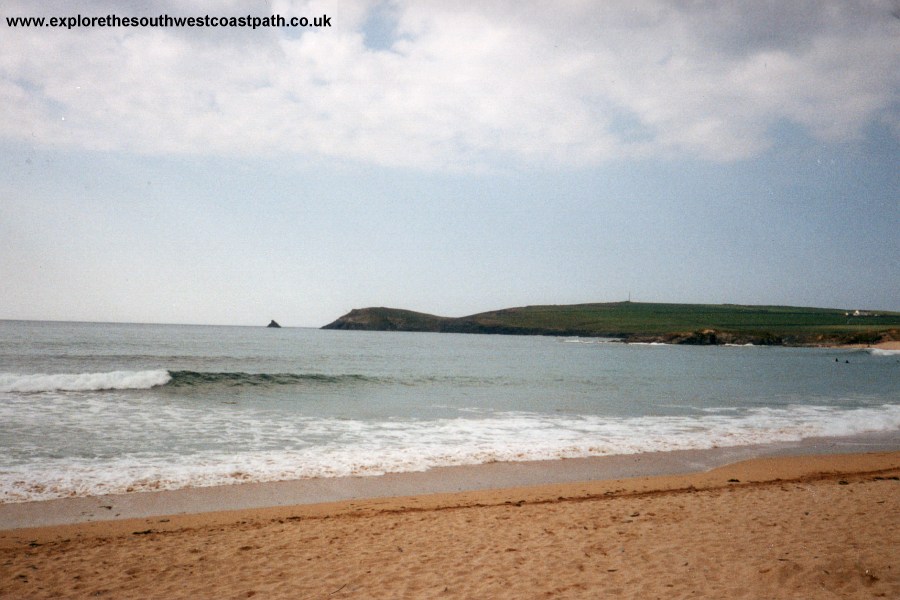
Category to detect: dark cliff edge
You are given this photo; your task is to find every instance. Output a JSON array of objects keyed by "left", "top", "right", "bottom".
[{"left": 322, "top": 303, "right": 900, "bottom": 346}]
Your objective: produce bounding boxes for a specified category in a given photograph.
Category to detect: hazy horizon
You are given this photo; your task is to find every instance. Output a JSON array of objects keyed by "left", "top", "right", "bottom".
[
  {"left": 3, "top": 1, "right": 898, "bottom": 326},
  {"left": 3, "top": 297, "right": 899, "bottom": 329}
]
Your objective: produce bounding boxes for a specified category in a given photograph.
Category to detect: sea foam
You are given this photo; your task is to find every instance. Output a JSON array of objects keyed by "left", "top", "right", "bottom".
[{"left": 2, "top": 403, "right": 898, "bottom": 503}]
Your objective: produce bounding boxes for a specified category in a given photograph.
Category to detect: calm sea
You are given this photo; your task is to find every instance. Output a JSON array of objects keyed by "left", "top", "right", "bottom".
[{"left": 1, "top": 320, "right": 898, "bottom": 503}]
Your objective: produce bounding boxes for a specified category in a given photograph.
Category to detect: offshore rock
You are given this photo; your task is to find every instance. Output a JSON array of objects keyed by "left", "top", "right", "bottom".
[{"left": 267, "top": 320, "right": 281, "bottom": 328}]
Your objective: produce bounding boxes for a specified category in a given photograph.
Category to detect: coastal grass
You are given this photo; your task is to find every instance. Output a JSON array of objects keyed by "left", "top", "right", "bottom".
[{"left": 476, "top": 302, "right": 900, "bottom": 336}]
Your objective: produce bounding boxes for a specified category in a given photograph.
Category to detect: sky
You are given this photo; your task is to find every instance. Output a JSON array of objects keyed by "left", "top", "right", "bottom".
[{"left": 1, "top": 0, "right": 898, "bottom": 326}]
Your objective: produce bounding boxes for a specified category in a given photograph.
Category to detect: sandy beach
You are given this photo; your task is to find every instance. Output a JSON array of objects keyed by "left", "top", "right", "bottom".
[
  {"left": 840, "top": 341, "right": 900, "bottom": 350},
  {"left": 2, "top": 450, "right": 898, "bottom": 599}
]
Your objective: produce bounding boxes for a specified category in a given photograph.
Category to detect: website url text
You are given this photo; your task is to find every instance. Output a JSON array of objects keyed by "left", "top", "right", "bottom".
[{"left": 5, "top": 14, "right": 332, "bottom": 30}]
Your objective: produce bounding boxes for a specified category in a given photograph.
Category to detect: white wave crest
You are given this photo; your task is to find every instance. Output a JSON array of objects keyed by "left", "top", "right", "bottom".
[
  {"left": 559, "top": 337, "right": 621, "bottom": 344},
  {"left": 0, "top": 370, "right": 172, "bottom": 393}
]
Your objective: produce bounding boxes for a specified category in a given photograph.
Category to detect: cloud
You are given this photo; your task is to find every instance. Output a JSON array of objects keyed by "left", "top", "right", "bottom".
[{"left": 2, "top": 0, "right": 898, "bottom": 169}]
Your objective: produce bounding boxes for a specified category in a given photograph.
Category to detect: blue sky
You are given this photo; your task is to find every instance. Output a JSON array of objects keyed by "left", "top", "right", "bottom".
[{"left": 1, "top": 0, "right": 898, "bottom": 326}]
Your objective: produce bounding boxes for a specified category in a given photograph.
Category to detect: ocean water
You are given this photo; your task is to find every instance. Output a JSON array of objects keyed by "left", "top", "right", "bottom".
[{"left": 1, "top": 320, "right": 898, "bottom": 503}]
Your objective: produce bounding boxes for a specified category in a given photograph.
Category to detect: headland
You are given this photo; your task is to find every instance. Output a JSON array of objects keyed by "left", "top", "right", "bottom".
[{"left": 322, "top": 301, "right": 900, "bottom": 346}]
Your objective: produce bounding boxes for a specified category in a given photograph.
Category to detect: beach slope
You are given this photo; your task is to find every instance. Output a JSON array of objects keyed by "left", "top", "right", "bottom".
[{"left": 1, "top": 452, "right": 898, "bottom": 599}]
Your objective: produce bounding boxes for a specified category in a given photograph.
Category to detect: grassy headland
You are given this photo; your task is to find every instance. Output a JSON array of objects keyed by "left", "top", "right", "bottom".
[{"left": 322, "top": 302, "right": 900, "bottom": 346}]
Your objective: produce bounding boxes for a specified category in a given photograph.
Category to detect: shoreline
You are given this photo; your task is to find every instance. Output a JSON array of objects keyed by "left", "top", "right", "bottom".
[
  {"left": 3, "top": 430, "right": 897, "bottom": 533},
  {"left": 835, "top": 340, "right": 900, "bottom": 350},
  {"left": 619, "top": 339, "right": 900, "bottom": 349},
  {"left": 2, "top": 450, "right": 898, "bottom": 599}
]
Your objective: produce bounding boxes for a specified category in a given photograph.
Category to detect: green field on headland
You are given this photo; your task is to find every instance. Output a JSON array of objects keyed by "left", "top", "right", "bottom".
[{"left": 322, "top": 302, "right": 900, "bottom": 346}]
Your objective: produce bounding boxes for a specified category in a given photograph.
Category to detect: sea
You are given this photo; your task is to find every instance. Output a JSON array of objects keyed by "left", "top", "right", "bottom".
[{"left": 1, "top": 320, "right": 898, "bottom": 504}]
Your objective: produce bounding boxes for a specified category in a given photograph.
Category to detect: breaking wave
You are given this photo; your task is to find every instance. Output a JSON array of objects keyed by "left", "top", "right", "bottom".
[
  {"left": 0, "top": 370, "right": 172, "bottom": 393},
  {"left": 0, "top": 370, "right": 380, "bottom": 393},
  {"left": 166, "top": 371, "right": 378, "bottom": 387}
]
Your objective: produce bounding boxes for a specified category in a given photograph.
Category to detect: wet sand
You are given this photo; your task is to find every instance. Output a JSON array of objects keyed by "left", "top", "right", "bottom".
[{"left": 2, "top": 449, "right": 899, "bottom": 599}]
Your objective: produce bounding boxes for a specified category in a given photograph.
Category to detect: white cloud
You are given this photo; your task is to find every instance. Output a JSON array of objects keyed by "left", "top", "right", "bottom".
[{"left": 1, "top": 0, "right": 898, "bottom": 169}]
